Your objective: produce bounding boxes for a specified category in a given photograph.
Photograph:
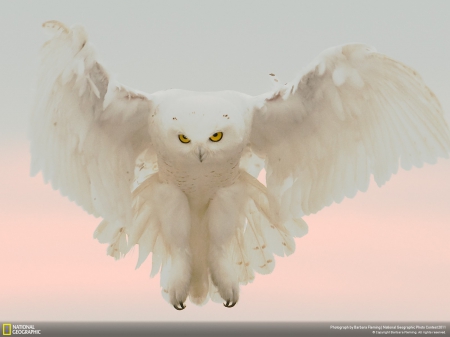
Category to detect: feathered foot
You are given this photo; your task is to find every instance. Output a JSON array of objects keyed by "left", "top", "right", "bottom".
[
  {"left": 207, "top": 182, "right": 245, "bottom": 308},
  {"left": 167, "top": 270, "right": 190, "bottom": 311},
  {"left": 165, "top": 251, "right": 191, "bottom": 310},
  {"left": 211, "top": 268, "right": 239, "bottom": 308},
  {"left": 148, "top": 181, "right": 192, "bottom": 311}
]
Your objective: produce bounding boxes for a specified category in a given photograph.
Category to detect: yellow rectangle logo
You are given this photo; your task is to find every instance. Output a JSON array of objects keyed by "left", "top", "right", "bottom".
[{"left": 2, "top": 324, "right": 11, "bottom": 336}]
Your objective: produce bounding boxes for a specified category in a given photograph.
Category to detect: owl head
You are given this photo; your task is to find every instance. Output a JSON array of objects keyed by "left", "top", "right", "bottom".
[{"left": 149, "top": 90, "right": 253, "bottom": 166}]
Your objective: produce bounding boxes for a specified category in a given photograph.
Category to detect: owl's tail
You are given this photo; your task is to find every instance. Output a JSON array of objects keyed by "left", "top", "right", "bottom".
[{"left": 187, "top": 203, "right": 210, "bottom": 305}]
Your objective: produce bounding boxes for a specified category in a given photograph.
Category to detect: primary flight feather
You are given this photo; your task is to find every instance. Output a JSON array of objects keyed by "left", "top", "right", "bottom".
[{"left": 29, "top": 21, "right": 450, "bottom": 310}]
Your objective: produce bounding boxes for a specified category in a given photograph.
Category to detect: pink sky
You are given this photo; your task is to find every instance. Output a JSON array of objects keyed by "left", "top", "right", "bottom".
[{"left": 1, "top": 143, "right": 449, "bottom": 321}]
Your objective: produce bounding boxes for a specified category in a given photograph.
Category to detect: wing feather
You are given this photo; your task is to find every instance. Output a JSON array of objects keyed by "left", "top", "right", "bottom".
[
  {"left": 250, "top": 44, "right": 450, "bottom": 217},
  {"left": 30, "top": 21, "right": 154, "bottom": 232}
]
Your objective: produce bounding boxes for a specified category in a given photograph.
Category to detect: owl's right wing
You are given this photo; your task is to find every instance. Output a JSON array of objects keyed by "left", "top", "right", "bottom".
[
  {"left": 30, "top": 21, "right": 154, "bottom": 242},
  {"left": 250, "top": 44, "right": 450, "bottom": 220}
]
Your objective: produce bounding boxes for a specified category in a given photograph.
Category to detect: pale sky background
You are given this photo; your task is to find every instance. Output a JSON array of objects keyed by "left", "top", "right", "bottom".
[{"left": 0, "top": 0, "right": 449, "bottom": 322}]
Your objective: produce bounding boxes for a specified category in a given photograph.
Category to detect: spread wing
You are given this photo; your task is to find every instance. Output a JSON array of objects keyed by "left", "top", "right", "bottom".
[
  {"left": 30, "top": 21, "right": 154, "bottom": 243},
  {"left": 250, "top": 44, "right": 450, "bottom": 220}
]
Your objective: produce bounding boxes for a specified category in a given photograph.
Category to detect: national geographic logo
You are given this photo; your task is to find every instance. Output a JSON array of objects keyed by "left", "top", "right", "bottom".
[
  {"left": 2, "top": 324, "right": 11, "bottom": 336},
  {"left": 2, "top": 324, "right": 41, "bottom": 335}
]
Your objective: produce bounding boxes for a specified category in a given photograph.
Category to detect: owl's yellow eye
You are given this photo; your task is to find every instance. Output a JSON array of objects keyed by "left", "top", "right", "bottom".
[
  {"left": 209, "top": 132, "right": 223, "bottom": 142},
  {"left": 178, "top": 134, "right": 191, "bottom": 143}
]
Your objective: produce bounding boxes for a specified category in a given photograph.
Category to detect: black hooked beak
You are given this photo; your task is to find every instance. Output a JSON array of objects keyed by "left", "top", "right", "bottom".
[{"left": 198, "top": 147, "right": 206, "bottom": 163}]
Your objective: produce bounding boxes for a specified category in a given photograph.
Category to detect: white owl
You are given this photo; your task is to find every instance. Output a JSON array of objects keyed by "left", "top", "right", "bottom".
[{"left": 30, "top": 21, "right": 450, "bottom": 310}]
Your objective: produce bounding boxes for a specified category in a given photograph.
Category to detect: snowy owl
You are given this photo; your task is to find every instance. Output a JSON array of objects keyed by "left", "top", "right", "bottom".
[{"left": 30, "top": 21, "right": 450, "bottom": 310}]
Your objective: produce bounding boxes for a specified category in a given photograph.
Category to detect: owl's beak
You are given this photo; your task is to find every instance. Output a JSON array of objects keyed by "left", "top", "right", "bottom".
[{"left": 198, "top": 147, "right": 206, "bottom": 163}]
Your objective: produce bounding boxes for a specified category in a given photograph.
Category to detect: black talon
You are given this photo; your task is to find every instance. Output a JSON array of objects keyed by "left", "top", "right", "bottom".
[
  {"left": 173, "top": 302, "right": 186, "bottom": 310},
  {"left": 223, "top": 300, "right": 237, "bottom": 308}
]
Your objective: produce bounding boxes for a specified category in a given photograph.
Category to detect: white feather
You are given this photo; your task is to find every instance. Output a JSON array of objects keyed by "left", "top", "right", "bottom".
[{"left": 251, "top": 43, "right": 450, "bottom": 217}]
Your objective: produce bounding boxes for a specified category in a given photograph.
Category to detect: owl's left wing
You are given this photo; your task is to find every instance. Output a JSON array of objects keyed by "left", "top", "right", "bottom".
[
  {"left": 30, "top": 21, "right": 154, "bottom": 252},
  {"left": 250, "top": 44, "right": 450, "bottom": 220}
]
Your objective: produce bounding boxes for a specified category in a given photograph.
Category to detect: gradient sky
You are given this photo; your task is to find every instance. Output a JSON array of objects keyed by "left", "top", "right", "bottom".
[{"left": 1, "top": 0, "right": 449, "bottom": 322}]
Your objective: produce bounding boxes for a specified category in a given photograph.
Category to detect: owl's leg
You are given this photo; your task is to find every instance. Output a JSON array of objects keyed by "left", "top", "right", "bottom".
[
  {"left": 155, "top": 182, "right": 192, "bottom": 310},
  {"left": 207, "top": 180, "right": 247, "bottom": 308}
]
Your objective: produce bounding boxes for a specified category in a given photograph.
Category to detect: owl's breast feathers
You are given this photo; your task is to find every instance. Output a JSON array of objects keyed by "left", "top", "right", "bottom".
[{"left": 156, "top": 153, "right": 242, "bottom": 200}]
